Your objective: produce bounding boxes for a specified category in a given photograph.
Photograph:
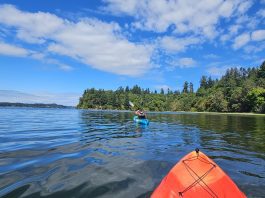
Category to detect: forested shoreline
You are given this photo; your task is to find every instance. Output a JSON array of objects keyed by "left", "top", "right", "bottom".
[
  {"left": 77, "top": 61, "right": 265, "bottom": 113},
  {"left": 0, "top": 102, "right": 69, "bottom": 108}
]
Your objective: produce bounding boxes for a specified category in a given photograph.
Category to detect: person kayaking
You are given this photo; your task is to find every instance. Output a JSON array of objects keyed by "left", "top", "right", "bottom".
[{"left": 135, "top": 109, "right": 146, "bottom": 119}]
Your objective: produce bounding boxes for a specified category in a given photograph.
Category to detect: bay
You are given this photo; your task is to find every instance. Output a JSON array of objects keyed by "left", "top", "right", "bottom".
[{"left": 0, "top": 107, "right": 264, "bottom": 197}]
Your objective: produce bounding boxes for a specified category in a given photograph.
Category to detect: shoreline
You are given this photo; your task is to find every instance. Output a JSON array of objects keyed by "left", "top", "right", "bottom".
[{"left": 78, "top": 108, "right": 265, "bottom": 116}]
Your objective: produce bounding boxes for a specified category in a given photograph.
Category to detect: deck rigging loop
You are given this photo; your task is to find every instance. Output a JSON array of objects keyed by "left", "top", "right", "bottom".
[{"left": 179, "top": 149, "right": 218, "bottom": 198}]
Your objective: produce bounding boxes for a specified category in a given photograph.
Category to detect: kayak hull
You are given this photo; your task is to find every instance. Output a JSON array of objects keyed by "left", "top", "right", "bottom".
[
  {"left": 152, "top": 150, "right": 246, "bottom": 198},
  {"left": 133, "top": 116, "right": 149, "bottom": 125}
]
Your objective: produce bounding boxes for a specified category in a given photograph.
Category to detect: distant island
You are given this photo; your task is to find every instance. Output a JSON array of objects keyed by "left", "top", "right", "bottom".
[
  {"left": 77, "top": 61, "right": 265, "bottom": 113},
  {"left": 0, "top": 102, "right": 69, "bottom": 108}
]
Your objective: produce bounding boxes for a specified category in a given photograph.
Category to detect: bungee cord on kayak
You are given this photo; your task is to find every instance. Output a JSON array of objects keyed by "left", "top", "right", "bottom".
[
  {"left": 152, "top": 149, "right": 246, "bottom": 198},
  {"left": 179, "top": 149, "right": 218, "bottom": 198}
]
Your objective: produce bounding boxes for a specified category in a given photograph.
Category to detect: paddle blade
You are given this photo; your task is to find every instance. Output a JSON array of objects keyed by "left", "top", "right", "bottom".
[{"left": 129, "top": 101, "right": 134, "bottom": 107}]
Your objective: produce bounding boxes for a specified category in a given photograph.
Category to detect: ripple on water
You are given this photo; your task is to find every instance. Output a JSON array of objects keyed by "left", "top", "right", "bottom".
[{"left": 0, "top": 108, "right": 265, "bottom": 197}]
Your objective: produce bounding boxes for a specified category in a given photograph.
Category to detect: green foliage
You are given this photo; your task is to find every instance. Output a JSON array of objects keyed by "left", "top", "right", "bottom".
[
  {"left": 77, "top": 61, "right": 265, "bottom": 113},
  {"left": 246, "top": 88, "right": 265, "bottom": 113},
  {"left": 205, "top": 91, "right": 228, "bottom": 112}
]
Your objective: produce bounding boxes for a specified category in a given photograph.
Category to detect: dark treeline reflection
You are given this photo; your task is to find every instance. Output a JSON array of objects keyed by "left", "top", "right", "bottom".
[{"left": 147, "top": 112, "right": 265, "bottom": 153}]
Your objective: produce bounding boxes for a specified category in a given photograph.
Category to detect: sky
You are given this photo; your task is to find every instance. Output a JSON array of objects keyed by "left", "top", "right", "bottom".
[{"left": 0, "top": 0, "right": 264, "bottom": 105}]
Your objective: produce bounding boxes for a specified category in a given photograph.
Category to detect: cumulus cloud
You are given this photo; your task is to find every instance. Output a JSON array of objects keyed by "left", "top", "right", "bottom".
[
  {"left": 160, "top": 36, "right": 201, "bottom": 53},
  {"left": 48, "top": 19, "right": 153, "bottom": 76},
  {"left": 257, "top": 9, "right": 265, "bottom": 18},
  {"left": 154, "top": 85, "right": 171, "bottom": 92},
  {"left": 237, "top": 1, "right": 253, "bottom": 14},
  {"left": 233, "top": 33, "right": 250, "bottom": 49},
  {"left": 232, "top": 30, "right": 265, "bottom": 50},
  {"left": 164, "top": 56, "right": 197, "bottom": 71},
  {"left": 178, "top": 58, "right": 197, "bottom": 68},
  {"left": 251, "top": 30, "right": 265, "bottom": 41},
  {"left": 0, "top": 4, "right": 154, "bottom": 76},
  {"left": 207, "top": 66, "right": 230, "bottom": 77},
  {"left": 203, "top": 54, "right": 219, "bottom": 59},
  {"left": 0, "top": 42, "right": 29, "bottom": 57},
  {"left": 103, "top": 0, "right": 250, "bottom": 38},
  {"left": 0, "top": 4, "right": 64, "bottom": 44}
]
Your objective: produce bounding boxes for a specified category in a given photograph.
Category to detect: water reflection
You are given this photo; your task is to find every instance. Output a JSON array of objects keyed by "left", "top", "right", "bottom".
[{"left": 0, "top": 108, "right": 264, "bottom": 198}]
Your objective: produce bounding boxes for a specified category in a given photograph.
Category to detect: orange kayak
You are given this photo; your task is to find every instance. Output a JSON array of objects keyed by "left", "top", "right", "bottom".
[{"left": 152, "top": 149, "right": 246, "bottom": 198}]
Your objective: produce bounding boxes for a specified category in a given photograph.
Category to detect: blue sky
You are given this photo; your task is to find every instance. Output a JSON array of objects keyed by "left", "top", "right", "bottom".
[{"left": 0, "top": 0, "right": 264, "bottom": 105}]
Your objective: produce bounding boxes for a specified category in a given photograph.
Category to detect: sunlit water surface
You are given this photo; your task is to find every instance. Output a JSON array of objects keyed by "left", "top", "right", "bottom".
[{"left": 0, "top": 108, "right": 265, "bottom": 197}]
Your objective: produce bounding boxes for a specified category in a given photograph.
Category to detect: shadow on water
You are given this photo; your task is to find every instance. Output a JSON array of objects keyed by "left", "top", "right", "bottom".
[{"left": 0, "top": 108, "right": 265, "bottom": 197}]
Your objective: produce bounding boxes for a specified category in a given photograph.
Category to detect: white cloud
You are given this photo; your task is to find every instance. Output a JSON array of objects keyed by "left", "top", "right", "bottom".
[
  {"left": 154, "top": 85, "right": 171, "bottom": 92},
  {"left": 244, "top": 43, "right": 265, "bottom": 53},
  {"left": 233, "top": 33, "right": 250, "bottom": 49},
  {"left": 237, "top": 1, "right": 253, "bottom": 14},
  {"left": 160, "top": 36, "right": 201, "bottom": 53},
  {"left": 229, "top": 24, "right": 241, "bottom": 35},
  {"left": 177, "top": 58, "right": 196, "bottom": 68},
  {"left": 257, "top": 9, "right": 265, "bottom": 18},
  {"left": 207, "top": 66, "right": 230, "bottom": 77},
  {"left": 45, "top": 58, "right": 74, "bottom": 71},
  {"left": 0, "top": 41, "right": 73, "bottom": 71},
  {"left": 0, "top": 4, "right": 154, "bottom": 76},
  {"left": 204, "top": 54, "right": 219, "bottom": 59},
  {"left": 48, "top": 19, "right": 154, "bottom": 76},
  {"left": 165, "top": 57, "right": 197, "bottom": 70},
  {"left": 251, "top": 30, "right": 265, "bottom": 41},
  {"left": 0, "top": 42, "right": 29, "bottom": 57},
  {"left": 232, "top": 30, "right": 265, "bottom": 50},
  {"left": 220, "top": 34, "right": 230, "bottom": 43},
  {"left": 219, "top": 24, "right": 241, "bottom": 43},
  {"left": 103, "top": 0, "right": 250, "bottom": 39},
  {"left": 0, "top": 4, "right": 64, "bottom": 44}
]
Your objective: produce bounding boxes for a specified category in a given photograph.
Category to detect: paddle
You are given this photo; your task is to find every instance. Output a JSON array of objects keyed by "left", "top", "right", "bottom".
[{"left": 129, "top": 101, "right": 134, "bottom": 108}]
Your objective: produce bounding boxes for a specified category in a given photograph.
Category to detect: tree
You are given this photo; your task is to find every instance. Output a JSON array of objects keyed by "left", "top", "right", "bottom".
[
  {"left": 182, "top": 81, "right": 189, "bottom": 93},
  {"left": 206, "top": 91, "right": 228, "bottom": 112},
  {"left": 246, "top": 88, "right": 265, "bottom": 113},
  {"left": 189, "top": 82, "right": 194, "bottom": 93},
  {"left": 207, "top": 77, "right": 214, "bottom": 88},
  {"left": 200, "top": 76, "right": 207, "bottom": 89},
  {"left": 77, "top": 61, "right": 265, "bottom": 114},
  {"left": 124, "top": 94, "right": 130, "bottom": 110}
]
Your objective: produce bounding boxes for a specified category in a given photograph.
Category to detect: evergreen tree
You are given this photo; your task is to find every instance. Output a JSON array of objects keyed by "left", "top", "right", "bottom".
[
  {"left": 124, "top": 94, "right": 130, "bottom": 110},
  {"left": 189, "top": 82, "right": 194, "bottom": 93},
  {"left": 200, "top": 76, "right": 207, "bottom": 88},
  {"left": 182, "top": 81, "right": 189, "bottom": 93},
  {"left": 77, "top": 62, "right": 265, "bottom": 113}
]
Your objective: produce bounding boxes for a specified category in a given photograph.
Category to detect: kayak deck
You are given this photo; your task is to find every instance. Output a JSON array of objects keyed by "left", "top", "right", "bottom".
[{"left": 152, "top": 149, "right": 246, "bottom": 198}]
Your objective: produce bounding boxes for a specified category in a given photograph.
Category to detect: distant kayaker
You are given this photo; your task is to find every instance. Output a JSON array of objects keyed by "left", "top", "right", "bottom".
[{"left": 135, "top": 110, "right": 146, "bottom": 119}]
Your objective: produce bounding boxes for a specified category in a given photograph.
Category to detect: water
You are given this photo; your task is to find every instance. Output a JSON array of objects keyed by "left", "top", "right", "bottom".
[{"left": 0, "top": 108, "right": 265, "bottom": 198}]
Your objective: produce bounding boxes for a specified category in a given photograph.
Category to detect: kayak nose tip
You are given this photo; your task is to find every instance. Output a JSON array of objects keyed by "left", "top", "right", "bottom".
[{"left": 195, "top": 148, "right": 200, "bottom": 154}]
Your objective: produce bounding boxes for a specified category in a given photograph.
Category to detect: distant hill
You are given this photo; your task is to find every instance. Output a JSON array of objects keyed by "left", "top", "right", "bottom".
[
  {"left": 0, "top": 90, "right": 80, "bottom": 106},
  {"left": 0, "top": 102, "right": 69, "bottom": 108}
]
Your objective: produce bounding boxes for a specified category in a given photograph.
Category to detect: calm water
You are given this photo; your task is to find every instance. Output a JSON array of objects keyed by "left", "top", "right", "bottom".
[{"left": 0, "top": 108, "right": 265, "bottom": 198}]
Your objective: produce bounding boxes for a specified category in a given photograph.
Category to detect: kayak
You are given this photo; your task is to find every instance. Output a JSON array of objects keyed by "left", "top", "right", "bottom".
[
  {"left": 133, "top": 116, "right": 149, "bottom": 125},
  {"left": 152, "top": 149, "right": 246, "bottom": 198}
]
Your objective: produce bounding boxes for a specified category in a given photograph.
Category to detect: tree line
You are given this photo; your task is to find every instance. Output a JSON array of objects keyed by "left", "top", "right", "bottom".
[
  {"left": 0, "top": 102, "right": 68, "bottom": 108},
  {"left": 77, "top": 61, "right": 265, "bottom": 113}
]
